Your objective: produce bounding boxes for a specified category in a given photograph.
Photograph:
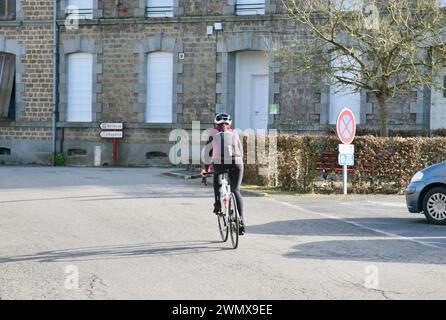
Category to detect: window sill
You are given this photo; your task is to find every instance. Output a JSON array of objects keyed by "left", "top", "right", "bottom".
[
  {"left": 0, "top": 20, "right": 19, "bottom": 26},
  {"left": 58, "top": 122, "right": 96, "bottom": 128}
]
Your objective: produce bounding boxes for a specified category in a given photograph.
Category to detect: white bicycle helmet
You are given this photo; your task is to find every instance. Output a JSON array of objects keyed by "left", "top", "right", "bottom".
[{"left": 214, "top": 113, "right": 232, "bottom": 125}]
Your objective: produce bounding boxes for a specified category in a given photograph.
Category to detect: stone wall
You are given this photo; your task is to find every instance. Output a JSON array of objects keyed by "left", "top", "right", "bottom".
[
  {"left": 0, "top": 1, "right": 54, "bottom": 164},
  {"left": 0, "top": 0, "right": 434, "bottom": 166}
]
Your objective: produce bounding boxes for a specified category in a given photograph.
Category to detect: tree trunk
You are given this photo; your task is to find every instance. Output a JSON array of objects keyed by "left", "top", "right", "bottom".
[{"left": 377, "top": 94, "right": 389, "bottom": 137}]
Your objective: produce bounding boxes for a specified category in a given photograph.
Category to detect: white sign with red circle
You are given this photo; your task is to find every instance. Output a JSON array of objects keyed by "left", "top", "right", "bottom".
[{"left": 336, "top": 108, "right": 357, "bottom": 145}]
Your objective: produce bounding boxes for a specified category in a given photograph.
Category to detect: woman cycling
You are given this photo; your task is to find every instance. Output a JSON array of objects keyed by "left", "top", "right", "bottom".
[{"left": 202, "top": 113, "right": 245, "bottom": 235}]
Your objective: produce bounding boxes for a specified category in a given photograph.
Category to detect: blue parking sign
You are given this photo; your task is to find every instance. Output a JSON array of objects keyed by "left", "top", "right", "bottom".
[{"left": 339, "top": 153, "right": 354, "bottom": 166}]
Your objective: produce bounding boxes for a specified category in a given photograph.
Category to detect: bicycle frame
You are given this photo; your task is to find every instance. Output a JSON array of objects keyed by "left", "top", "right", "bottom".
[
  {"left": 201, "top": 171, "right": 231, "bottom": 211},
  {"left": 220, "top": 172, "right": 231, "bottom": 215}
]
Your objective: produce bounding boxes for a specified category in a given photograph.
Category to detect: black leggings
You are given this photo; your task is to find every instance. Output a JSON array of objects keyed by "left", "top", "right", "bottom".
[{"left": 213, "top": 163, "right": 244, "bottom": 222}]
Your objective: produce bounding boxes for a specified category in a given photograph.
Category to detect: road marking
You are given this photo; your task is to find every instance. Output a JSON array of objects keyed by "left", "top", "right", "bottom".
[
  {"left": 268, "top": 198, "right": 443, "bottom": 250},
  {"left": 364, "top": 201, "right": 406, "bottom": 208},
  {"left": 339, "top": 201, "right": 406, "bottom": 208}
]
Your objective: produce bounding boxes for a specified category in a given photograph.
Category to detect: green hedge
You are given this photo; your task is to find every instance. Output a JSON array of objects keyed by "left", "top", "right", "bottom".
[{"left": 242, "top": 134, "right": 446, "bottom": 194}]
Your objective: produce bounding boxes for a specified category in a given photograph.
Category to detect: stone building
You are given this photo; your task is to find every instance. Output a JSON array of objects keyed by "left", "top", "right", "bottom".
[{"left": 0, "top": 0, "right": 445, "bottom": 166}]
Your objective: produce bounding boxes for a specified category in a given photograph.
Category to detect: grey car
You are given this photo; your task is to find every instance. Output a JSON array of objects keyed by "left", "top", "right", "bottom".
[{"left": 406, "top": 161, "right": 446, "bottom": 225}]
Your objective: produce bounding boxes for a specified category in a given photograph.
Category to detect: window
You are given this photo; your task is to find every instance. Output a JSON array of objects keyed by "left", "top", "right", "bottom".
[
  {"left": 66, "top": 0, "right": 93, "bottom": 19},
  {"left": 0, "top": 53, "right": 15, "bottom": 120},
  {"left": 0, "top": 0, "right": 15, "bottom": 20},
  {"left": 67, "top": 53, "right": 93, "bottom": 122},
  {"left": 235, "top": 0, "right": 265, "bottom": 15},
  {"left": 146, "top": 0, "right": 174, "bottom": 17},
  {"left": 68, "top": 149, "right": 87, "bottom": 156},
  {"left": 146, "top": 52, "right": 173, "bottom": 123},
  {"left": 0, "top": 147, "right": 11, "bottom": 155}
]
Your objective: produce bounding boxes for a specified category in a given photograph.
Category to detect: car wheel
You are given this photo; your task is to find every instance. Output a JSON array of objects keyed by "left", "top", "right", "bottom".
[{"left": 423, "top": 187, "right": 446, "bottom": 225}]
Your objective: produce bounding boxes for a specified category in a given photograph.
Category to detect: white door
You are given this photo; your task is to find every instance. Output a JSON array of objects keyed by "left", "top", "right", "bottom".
[
  {"left": 251, "top": 75, "right": 269, "bottom": 130},
  {"left": 146, "top": 51, "right": 173, "bottom": 123},
  {"left": 67, "top": 52, "right": 93, "bottom": 122},
  {"left": 329, "top": 54, "right": 361, "bottom": 124},
  {"left": 235, "top": 51, "right": 269, "bottom": 131},
  {"left": 330, "top": 87, "right": 361, "bottom": 124},
  {"left": 431, "top": 68, "right": 446, "bottom": 129}
]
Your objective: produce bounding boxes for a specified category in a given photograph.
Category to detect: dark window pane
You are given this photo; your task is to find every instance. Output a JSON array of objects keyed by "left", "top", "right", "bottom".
[
  {"left": 7, "top": 76, "right": 15, "bottom": 120},
  {"left": 8, "top": 0, "right": 15, "bottom": 19},
  {"left": 0, "top": 53, "right": 16, "bottom": 119},
  {"left": 444, "top": 76, "right": 446, "bottom": 98},
  {"left": 0, "top": 148, "right": 11, "bottom": 155},
  {"left": 0, "top": 1, "right": 5, "bottom": 19},
  {"left": 0, "top": 0, "right": 15, "bottom": 20}
]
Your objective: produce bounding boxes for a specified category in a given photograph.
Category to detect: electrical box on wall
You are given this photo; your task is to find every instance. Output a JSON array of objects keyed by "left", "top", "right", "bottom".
[
  {"left": 207, "top": 26, "right": 214, "bottom": 36},
  {"left": 214, "top": 23, "right": 223, "bottom": 31},
  {"left": 178, "top": 53, "right": 185, "bottom": 60}
]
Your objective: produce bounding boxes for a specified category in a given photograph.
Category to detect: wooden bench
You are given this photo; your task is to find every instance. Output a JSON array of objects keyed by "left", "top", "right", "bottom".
[
  {"left": 315, "top": 151, "right": 401, "bottom": 178},
  {"left": 316, "top": 151, "right": 354, "bottom": 180}
]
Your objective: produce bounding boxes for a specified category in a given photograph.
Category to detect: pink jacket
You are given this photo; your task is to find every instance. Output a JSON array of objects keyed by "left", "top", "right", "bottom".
[{"left": 206, "top": 127, "right": 243, "bottom": 165}]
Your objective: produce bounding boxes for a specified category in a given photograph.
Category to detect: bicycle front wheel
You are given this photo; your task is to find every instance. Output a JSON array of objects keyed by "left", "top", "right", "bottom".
[{"left": 228, "top": 193, "right": 240, "bottom": 249}]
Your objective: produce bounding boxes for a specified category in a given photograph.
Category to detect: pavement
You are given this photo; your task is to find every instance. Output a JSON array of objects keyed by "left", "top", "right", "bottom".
[
  {"left": 162, "top": 169, "right": 268, "bottom": 197},
  {"left": 0, "top": 166, "right": 445, "bottom": 300}
]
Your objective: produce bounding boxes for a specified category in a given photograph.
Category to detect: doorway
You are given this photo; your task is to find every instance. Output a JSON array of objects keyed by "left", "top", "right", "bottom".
[{"left": 234, "top": 51, "right": 269, "bottom": 131}]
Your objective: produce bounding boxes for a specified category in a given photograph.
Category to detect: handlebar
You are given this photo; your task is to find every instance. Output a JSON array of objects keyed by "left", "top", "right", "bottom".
[{"left": 201, "top": 172, "right": 214, "bottom": 186}]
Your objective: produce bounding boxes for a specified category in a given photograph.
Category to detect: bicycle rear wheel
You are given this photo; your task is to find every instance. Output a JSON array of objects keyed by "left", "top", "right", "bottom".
[
  {"left": 228, "top": 193, "right": 240, "bottom": 249},
  {"left": 218, "top": 210, "right": 229, "bottom": 242}
]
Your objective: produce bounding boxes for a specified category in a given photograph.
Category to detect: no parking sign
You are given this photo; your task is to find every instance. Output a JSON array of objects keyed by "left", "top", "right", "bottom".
[
  {"left": 336, "top": 108, "right": 356, "bottom": 145},
  {"left": 336, "top": 108, "right": 356, "bottom": 195}
]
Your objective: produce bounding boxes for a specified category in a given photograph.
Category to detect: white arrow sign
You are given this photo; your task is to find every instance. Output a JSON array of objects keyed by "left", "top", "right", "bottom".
[
  {"left": 339, "top": 144, "right": 355, "bottom": 155},
  {"left": 100, "top": 131, "right": 123, "bottom": 139},
  {"left": 100, "top": 123, "right": 123, "bottom": 130}
]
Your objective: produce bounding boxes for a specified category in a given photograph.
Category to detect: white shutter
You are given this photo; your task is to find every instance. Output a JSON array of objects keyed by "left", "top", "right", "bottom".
[
  {"left": 68, "top": 0, "right": 93, "bottom": 19},
  {"left": 236, "top": 0, "right": 265, "bottom": 15},
  {"left": 67, "top": 53, "right": 93, "bottom": 122},
  {"left": 147, "top": 52, "right": 173, "bottom": 123},
  {"left": 147, "top": 0, "right": 174, "bottom": 17}
]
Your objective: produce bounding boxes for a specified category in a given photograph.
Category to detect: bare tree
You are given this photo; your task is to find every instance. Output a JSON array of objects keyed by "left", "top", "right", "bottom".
[{"left": 272, "top": 0, "right": 446, "bottom": 136}]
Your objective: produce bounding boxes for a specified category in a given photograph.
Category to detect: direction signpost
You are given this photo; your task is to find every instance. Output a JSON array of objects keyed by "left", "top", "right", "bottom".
[
  {"left": 100, "top": 123, "right": 123, "bottom": 131},
  {"left": 100, "top": 131, "right": 124, "bottom": 139},
  {"left": 100, "top": 123, "right": 124, "bottom": 166},
  {"left": 336, "top": 108, "right": 357, "bottom": 195}
]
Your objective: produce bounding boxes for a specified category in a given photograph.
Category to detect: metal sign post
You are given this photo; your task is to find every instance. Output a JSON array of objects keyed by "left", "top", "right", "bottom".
[
  {"left": 100, "top": 123, "right": 124, "bottom": 166},
  {"left": 336, "top": 108, "right": 357, "bottom": 195},
  {"left": 343, "top": 165, "right": 348, "bottom": 195},
  {"left": 113, "top": 138, "right": 118, "bottom": 166}
]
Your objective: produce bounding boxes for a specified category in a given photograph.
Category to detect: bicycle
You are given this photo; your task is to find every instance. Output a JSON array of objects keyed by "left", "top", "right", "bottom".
[{"left": 202, "top": 169, "right": 242, "bottom": 249}]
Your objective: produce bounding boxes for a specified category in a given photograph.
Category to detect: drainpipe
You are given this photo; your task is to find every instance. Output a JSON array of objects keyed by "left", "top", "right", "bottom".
[{"left": 51, "top": 0, "right": 59, "bottom": 166}]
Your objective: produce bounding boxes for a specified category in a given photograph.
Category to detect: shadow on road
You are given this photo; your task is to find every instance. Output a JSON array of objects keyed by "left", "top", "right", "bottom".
[
  {"left": 0, "top": 241, "right": 229, "bottom": 264},
  {"left": 283, "top": 238, "right": 446, "bottom": 265},
  {"left": 248, "top": 217, "right": 446, "bottom": 237},
  {"left": 248, "top": 217, "right": 446, "bottom": 264}
]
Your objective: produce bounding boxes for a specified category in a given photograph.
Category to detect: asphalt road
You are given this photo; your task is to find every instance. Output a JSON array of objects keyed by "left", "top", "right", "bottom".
[{"left": 0, "top": 166, "right": 445, "bottom": 300}]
